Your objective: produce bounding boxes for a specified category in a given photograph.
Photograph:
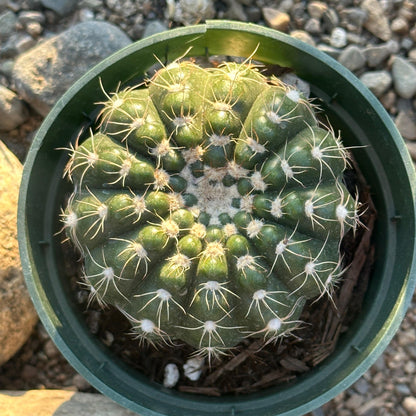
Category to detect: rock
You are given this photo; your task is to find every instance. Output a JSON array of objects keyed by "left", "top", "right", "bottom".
[
  {"left": 0, "top": 141, "right": 38, "bottom": 366},
  {"left": 0, "top": 10, "right": 17, "bottom": 39},
  {"left": 290, "top": 30, "right": 316, "bottom": 47},
  {"left": 25, "top": 21, "right": 43, "bottom": 37},
  {"left": 307, "top": 1, "right": 328, "bottom": 20},
  {"left": 223, "top": 0, "right": 248, "bottom": 22},
  {"left": 345, "top": 393, "right": 364, "bottom": 410},
  {"left": 304, "top": 18, "right": 321, "bottom": 34},
  {"left": 391, "top": 17, "right": 409, "bottom": 35},
  {"left": 0, "top": 86, "right": 28, "bottom": 131},
  {"left": 364, "top": 40, "right": 398, "bottom": 68},
  {"left": 321, "top": 8, "right": 339, "bottom": 32},
  {"left": 172, "top": 0, "right": 216, "bottom": 25},
  {"left": 142, "top": 20, "right": 167, "bottom": 38},
  {"left": 12, "top": 21, "right": 131, "bottom": 116},
  {"left": 395, "top": 110, "right": 416, "bottom": 140},
  {"left": 317, "top": 43, "right": 342, "bottom": 59},
  {"left": 403, "top": 396, "right": 416, "bottom": 414},
  {"left": 361, "top": 0, "right": 392, "bottom": 41},
  {"left": 339, "top": 8, "right": 367, "bottom": 33},
  {"left": 330, "top": 27, "right": 347, "bottom": 48},
  {"left": 353, "top": 377, "right": 370, "bottom": 395},
  {"left": 0, "top": 390, "right": 137, "bottom": 415},
  {"left": 17, "top": 10, "right": 46, "bottom": 25},
  {"left": 41, "top": 0, "right": 77, "bottom": 16},
  {"left": 263, "top": 7, "right": 291, "bottom": 32},
  {"left": 338, "top": 45, "right": 366, "bottom": 72},
  {"left": 391, "top": 56, "right": 416, "bottom": 99},
  {"left": 359, "top": 70, "right": 392, "bottom": 97}
]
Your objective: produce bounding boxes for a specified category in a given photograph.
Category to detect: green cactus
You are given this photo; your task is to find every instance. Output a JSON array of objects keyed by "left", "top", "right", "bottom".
[{"left": 61, "top": 60, "right": 360, "bottom": 361}]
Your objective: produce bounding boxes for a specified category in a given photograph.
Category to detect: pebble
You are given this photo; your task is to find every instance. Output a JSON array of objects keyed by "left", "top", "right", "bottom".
[
  {"left": 364, "top": 40, "right": 398, "bottom": 68},
  {"left": 0, "top": 10, "right": 17, "bottom": 39},
  {"left": 403, "top": 396, "right": 416, "bottom": 414},
  {"left": 41, "top": 0, "right": 77, "bottom": 16},
  {"left": 304, "top": 18, "right": 321, "bottom": 35},
  {"left": 163, "top": 363, "right": 180, "bottom": 388},
  {"left": 338, "top": 45, "right": 366, "bottom": 72},
  {"left": 12, "top": 21, "right": 131, "bottom": 116},
  {"left": 183, "top": 357, "right": 204, "bottom": 381},
  {"left": 391, "top": 56, "right": 416, "bottom": 99},
  {"left": 222, "top": 0, "right": 248, "bottom": 22},
  {"left": 339, "top": 8, "right": 367, "bottom": 34},
  {"left": 171, "top": 0, "right": 215, "bottom": 26},
  {"left": 360, "top": 70, "right": 392, "bottom": 97},
  {"left": 0, "top": 141, "right": 38, "bottom": 366},
  {"left": 142, "top": 20, "right": 167, "bottom": 38},
  {"left": 395, "top": 110, "right": 416, "bottom": 140},
  {"left": 290, "top": 30, "right": 316, "bottom": 47},
  {"left": 307, "top": 1, "right": 328, "bottom": 20},
  {"left": 391, "top": 17, "right": 409, "bottom": 35},
  {"left": 0, "top": 85, "right": 28, "bottom": 131},
  {"left": 361, "top": 0, "right": 392, "bottom": 41},
  {"left": 263, "top": 7, "right": 290, "bottom": 32},
  {"left": 330, "top": 27, "right": 347, "bottom": 48}
]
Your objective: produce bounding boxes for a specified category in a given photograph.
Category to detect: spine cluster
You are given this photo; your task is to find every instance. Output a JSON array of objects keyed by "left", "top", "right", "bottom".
[{"left": 61, "top": 59, "right": 360, "bottom": 361}]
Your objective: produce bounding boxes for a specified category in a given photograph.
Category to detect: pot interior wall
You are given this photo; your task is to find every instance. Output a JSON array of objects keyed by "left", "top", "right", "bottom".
[{"left": 20, "top": 22, "right": 416, "bottom": 416}]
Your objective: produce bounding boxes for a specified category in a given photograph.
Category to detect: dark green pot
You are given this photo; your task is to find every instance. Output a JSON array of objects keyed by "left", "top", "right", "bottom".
[{"left": 18, "top": 21, "right": 416, "bottom": 416}]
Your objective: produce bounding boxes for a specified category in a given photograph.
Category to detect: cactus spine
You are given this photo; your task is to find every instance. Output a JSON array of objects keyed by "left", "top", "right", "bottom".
[{"left": 62, "top": 59, "right": 360, "bottom": 361}]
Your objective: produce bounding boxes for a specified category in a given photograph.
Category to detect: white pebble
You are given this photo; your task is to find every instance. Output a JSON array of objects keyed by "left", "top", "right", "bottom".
[
  {"left": 183, "top": 357, "right": 204, "bottom": 381},
  {"left": 163, "top": 363, "right": 180, "bottom": 388}
]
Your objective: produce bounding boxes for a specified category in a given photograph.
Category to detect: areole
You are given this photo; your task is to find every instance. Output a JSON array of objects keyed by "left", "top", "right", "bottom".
[{"left": 18, "top": 21, "right": 416, "bottom": 416}]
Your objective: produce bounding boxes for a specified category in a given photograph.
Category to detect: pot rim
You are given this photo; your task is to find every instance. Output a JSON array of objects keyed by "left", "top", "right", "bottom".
[{"left": 18, "top": 20, "right": 416, "bottom": 416}]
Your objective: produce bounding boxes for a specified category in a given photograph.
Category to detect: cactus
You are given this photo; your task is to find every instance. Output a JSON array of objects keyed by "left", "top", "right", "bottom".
[{"left": 61, "top": 59, "right": 360, "bottom": 361}]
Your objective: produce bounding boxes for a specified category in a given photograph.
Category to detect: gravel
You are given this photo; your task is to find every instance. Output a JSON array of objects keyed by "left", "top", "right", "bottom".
[{"left": 0, "top": 0, "right": 415, "bottom": 415}]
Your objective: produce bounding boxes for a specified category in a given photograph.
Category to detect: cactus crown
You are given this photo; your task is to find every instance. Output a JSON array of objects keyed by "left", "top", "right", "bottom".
[{"left": 61, "top": 58, "right": 360, "bottom": 362}]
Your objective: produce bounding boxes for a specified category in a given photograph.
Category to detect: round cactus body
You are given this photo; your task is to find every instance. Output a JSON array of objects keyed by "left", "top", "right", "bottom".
[{"left": 62, "top": 60, "right": 360, "bottom": 360}]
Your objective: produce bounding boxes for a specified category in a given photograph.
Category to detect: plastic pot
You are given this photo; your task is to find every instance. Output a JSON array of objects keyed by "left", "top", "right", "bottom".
[{"left": 18, "top": 21, "right": 416, "bottom": 416}]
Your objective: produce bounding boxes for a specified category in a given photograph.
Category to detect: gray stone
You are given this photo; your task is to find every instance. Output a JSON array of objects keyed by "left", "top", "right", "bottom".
[
  {"left": 0, "top": 60, "right": 14, "bottom": 78},
  {"left": 0, "top": 10, "right": 17, "bottom": 39},
  {"left": 304, "top": 18, "right": 321, "bottom": 34},
  {"left": 395, "top": 384, "right": 412, "bottom": 396},
  {"left": 392, "top": 56, "right": 416, "bottom": 99},
  {"left": 0, "top": 390, "right": 137, "bottom": 415},
  {"left": 395, "top": 110, "right": 416, "bottom": 140},
  {"left": 41, "top": 0, "right": 77, "bottom": 16},
  {"left": 173, "top": 0, "right": 216, "bottom": 26},
  {"left": 12, "top": 21, "right": 131, "bottom": 116},
  {"left": 223, "top": 0, "right": 248, "bottom": 21},
  {"left": 317, "top": 43, "right": 342, "bottom": 59},
  {"left": 361, "top": 0, "right": 392, "bottom": 41},
  {"left": 353, "top": 377, "right": 370, "bottom": 395},
  {"left": 364, "top": 41, "right": 398, "bottom": 68},
  {"left": 17, "top": 10, "right": 46, "bottom": 25},
  {"left": 0, "top": 141, "right": 38, "bottom": 366},
  {"left": 330, "top": 27, "right": 348, "bottom": 48},
  {"left": 321, "top": 8, "right": 339, "bottom": 32},
  {"left": 339, "top": 8, "right": 367, "bottom": 33},
  {"left": 78, "top": 8, "right": 95, "bottom": 22},
  {"left": 142, "top": 20, "right": 168, "bottom": 38},
  {"left": 0, "top": 86, "right": 28, "bottom": 131},
  {"left": 338, "top": 45, "right": 366, "bottom": 72},
  {"left": 359, "top": 70, "right": 392, "bottom": 97}
]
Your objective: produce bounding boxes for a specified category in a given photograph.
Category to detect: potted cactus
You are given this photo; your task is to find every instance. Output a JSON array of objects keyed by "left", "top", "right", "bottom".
[{"left": 18, "top": 21, "right": 416, "bottom": 416}]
